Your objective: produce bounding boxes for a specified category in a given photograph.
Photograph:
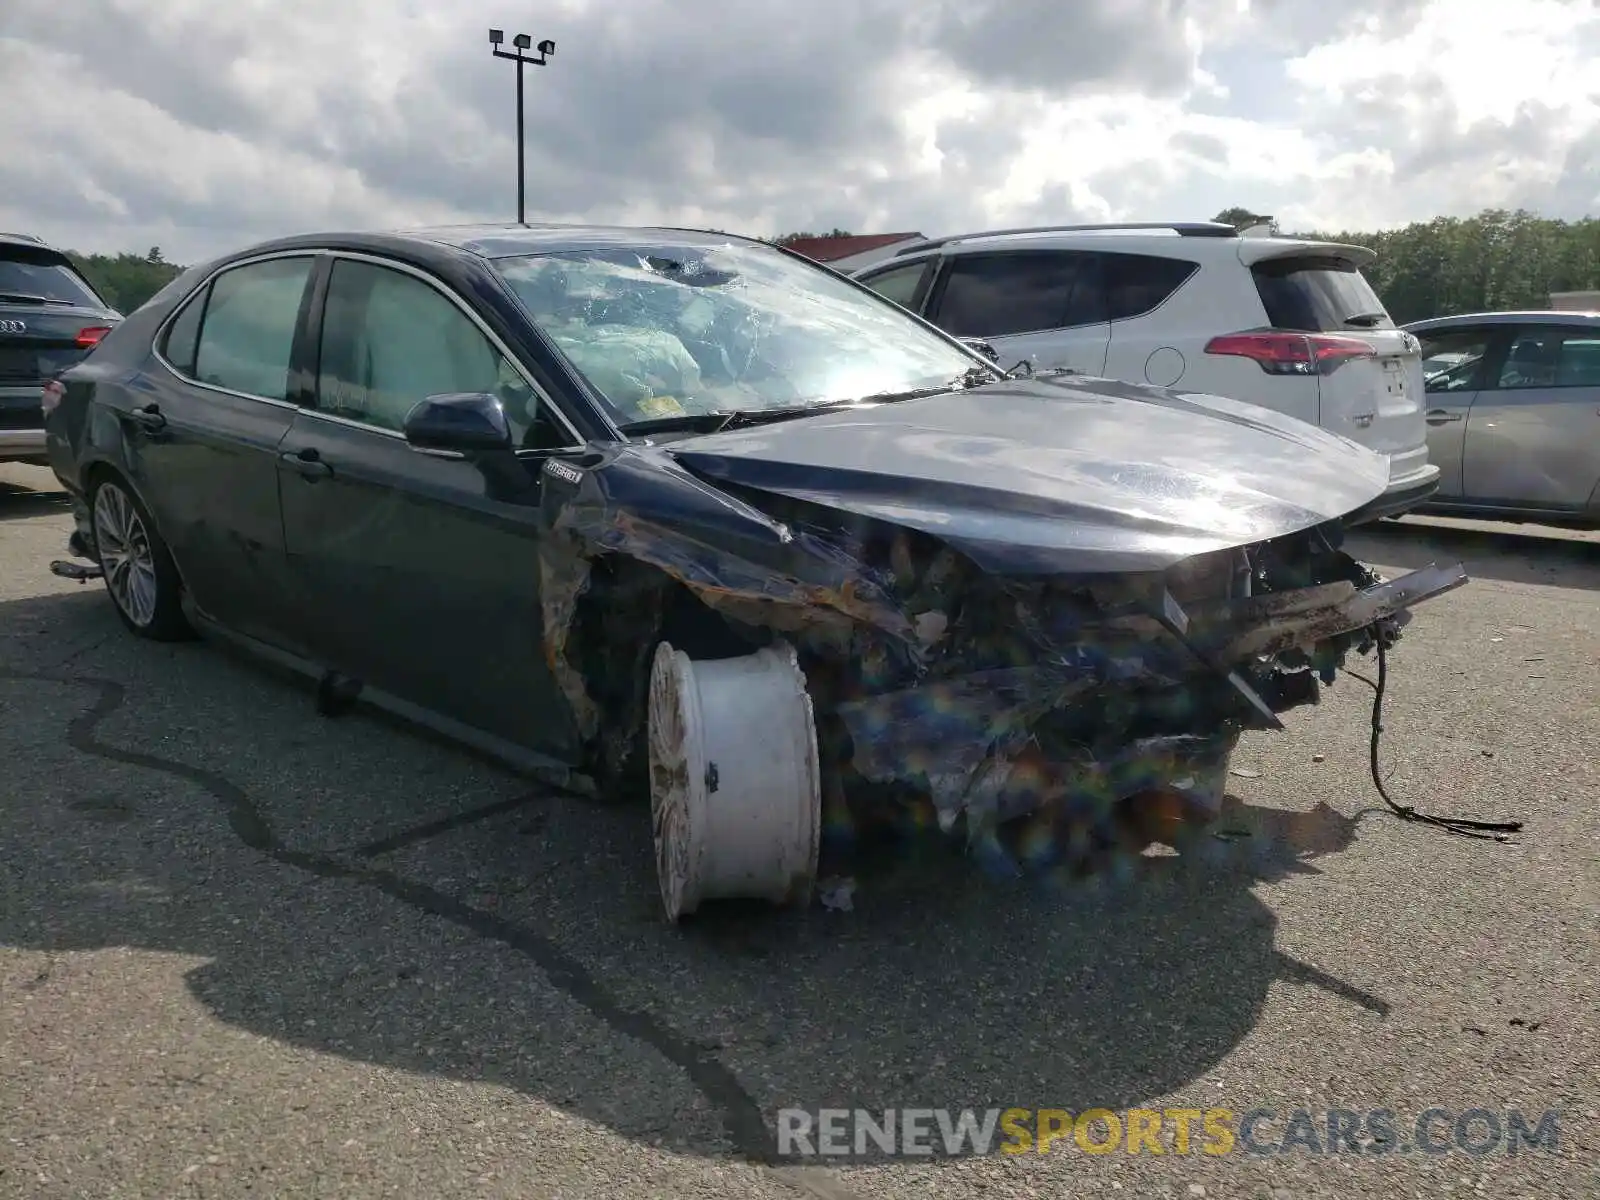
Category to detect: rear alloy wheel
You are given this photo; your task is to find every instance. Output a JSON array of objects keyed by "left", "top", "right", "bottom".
[{"left": 90, "top": 477, "right": 192, "bottom": 641}]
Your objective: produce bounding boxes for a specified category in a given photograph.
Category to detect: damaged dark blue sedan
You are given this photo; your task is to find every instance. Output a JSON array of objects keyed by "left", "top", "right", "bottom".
[{"left": 44, "top": 224, "right": 1466, "bottom": 921}]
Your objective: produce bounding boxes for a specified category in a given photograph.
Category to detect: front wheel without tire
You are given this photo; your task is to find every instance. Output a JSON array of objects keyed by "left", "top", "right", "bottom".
[
  {"left": 90, "top": 476, "right": 193, "bottom": 641},
  {"left": 647, "top": 640, "right": 822, "bottom": 923}
]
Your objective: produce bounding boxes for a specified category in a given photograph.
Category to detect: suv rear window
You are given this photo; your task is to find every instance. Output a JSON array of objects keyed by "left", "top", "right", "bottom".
[
  {"left": 0, "top": 246, "right": 106, "bottom": 308},
  {"left": 1252, "top": 255, "right": 1393, "bottom": 333}
]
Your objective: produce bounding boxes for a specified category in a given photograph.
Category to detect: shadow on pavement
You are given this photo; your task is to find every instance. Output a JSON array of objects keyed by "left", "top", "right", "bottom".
[
  {"left": 0, "top": 476, "right": 71, "bottom": 523},
  {"left": 0, "top": 588, "right": 1388, "bottom": 1166},
  {"left": 1346, "top": 516, "right": 1598, "bottom": 590}
]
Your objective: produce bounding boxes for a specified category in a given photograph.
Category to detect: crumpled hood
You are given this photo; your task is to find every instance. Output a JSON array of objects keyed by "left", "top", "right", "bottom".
[{"left": 663, "top": 374, "right": 1393, "bottom": 575}]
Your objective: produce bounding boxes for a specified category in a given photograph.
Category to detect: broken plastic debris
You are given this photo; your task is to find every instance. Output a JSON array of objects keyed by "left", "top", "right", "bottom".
[
  {"left": 913, "top": 610, "right": 949, "bottom": 645},
  {"left": 1229, "top": 768, "right": 1261, "bottom": 779},
  {"left": 818, "top": 877, "right": 855, "bottom": 912}
]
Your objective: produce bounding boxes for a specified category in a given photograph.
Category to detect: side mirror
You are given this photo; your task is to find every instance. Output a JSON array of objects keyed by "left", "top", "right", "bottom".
[
  {"left": 960, "top": 337, "right": 999, "bottom": 363},
  {"left": 403, "top": 392, "right": 513, "bottom": 454}
]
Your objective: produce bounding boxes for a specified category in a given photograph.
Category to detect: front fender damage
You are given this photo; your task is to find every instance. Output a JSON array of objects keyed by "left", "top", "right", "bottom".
[{"left": 537, "top": 448, "right": 1467, "bottom": 874}]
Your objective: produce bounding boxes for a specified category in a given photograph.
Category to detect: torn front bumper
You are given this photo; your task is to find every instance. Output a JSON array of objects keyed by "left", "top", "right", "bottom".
[{"left": 833, "top": 560, "right": 1467, "bottom": 839}]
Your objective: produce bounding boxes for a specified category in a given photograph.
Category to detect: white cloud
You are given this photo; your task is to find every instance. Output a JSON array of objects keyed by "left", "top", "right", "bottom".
[{"left": 0, "top": 0, "right": 1595, "bottom": 262}]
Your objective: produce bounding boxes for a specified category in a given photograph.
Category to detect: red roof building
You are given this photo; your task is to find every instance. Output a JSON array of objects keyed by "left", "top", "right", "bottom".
[{"left": 779, "top": 232, "right": 926, "bottom": 272}]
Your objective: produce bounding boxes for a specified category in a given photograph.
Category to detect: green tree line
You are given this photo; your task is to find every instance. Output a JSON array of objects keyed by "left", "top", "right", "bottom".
[{"left": 64, "top": 247, "right": 184, "bottom": 314}]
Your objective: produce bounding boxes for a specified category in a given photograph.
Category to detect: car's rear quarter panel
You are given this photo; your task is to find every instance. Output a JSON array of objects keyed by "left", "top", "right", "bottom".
[{"left": 1103, "top": 257, "right": 1327, "bottom": 425}]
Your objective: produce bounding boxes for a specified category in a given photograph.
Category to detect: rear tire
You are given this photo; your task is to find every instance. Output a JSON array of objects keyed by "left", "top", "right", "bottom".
[{"left": 89, "top": 475, "right": 193, "bottom": 642}]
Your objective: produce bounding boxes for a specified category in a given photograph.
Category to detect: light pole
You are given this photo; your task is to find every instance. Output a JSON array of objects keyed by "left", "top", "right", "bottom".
[{"left": 488, "top": 29, "right": 555, "bottom": 225}]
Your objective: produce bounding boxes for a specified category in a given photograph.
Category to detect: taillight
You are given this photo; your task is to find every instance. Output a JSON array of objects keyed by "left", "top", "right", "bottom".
[
  {"left": 75, "top": 326, "right": 112, "bottom": 349},
  {"left": 41, "top": 378, "right": 65, "bottom": 416},
  {"left": 1204, "top": 331, "right": 1376, "bottom": 376}
]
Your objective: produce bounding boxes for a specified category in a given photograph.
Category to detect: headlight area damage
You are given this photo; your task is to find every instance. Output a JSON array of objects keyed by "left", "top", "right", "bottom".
[{"left": 536, "top": 449, "right": 1468, "bottom": 923}]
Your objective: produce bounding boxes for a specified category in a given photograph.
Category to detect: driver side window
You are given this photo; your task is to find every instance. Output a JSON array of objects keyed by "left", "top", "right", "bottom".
[
  {"left": 1420, "top": 328, "right": 1492, "bottom": 394},
  {"left": 316, "top": 259, "right": 550, "bottom": 445}
]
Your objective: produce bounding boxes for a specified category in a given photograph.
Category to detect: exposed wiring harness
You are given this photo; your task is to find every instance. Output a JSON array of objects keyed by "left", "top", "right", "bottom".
[{"left": 1353, "top": 622, "right": 1524, "bottom": 841}]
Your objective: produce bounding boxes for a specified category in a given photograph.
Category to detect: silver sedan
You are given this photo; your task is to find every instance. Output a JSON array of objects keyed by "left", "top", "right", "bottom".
[{"left": 1406, "top": 310, "right": 1600, "bottom": 528}]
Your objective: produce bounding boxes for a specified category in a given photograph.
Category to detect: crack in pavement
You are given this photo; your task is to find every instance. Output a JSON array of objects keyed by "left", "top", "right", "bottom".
[{"left": 1, "top": 668, "right": 829, "bottom": 1186}]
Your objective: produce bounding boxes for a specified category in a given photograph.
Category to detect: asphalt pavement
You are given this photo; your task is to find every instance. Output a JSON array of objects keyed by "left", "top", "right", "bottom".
[{"left": 1, "top": 462, "right": 1596, "bottom": 1199}]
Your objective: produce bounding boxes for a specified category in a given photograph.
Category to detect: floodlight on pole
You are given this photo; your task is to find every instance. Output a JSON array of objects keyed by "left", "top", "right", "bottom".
[{"left": 488, "top": 28, "right": 556, "bottom": 224}]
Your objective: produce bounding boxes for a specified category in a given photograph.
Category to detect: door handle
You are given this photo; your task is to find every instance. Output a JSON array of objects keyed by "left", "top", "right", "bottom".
[
  {"left": 126, "top": 403, "right": 166, "bottom": 431},
  {"left": 1425, "top": 409, "right": 1462, "bottom": 424},
  {"left": 279, "top": 448, "right": 332, "bottom": 479}
]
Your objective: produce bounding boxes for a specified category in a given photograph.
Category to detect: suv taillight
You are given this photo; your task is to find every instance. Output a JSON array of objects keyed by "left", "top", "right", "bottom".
[
  {"left": 1204, "top": 331, "right": 1375, "bottom": 376},
  {"left": 75, "top": 326, "right": 112, "bottom": 348}
]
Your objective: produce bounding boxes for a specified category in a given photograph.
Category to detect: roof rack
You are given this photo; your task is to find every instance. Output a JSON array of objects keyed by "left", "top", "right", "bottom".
[{"left": 892, "top": 221, "right": 1239, "bottom": 257}]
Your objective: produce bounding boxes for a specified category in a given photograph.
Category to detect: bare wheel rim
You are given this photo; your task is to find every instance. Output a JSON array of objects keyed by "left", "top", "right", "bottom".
[
  {"left": 93, "top": 483, "right": 159, "bottom": 627},
  {"left": 648, "top": 645, "right": 694, "bottom": 917}
]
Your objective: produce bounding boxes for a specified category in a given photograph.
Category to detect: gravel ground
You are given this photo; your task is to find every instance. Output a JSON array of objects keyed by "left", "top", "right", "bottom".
[{"left": 1, "top": 462, "right": 1596, "bottom": 1199}]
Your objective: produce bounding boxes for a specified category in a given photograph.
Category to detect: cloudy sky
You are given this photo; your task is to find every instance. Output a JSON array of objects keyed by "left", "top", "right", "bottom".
[{"left": 3, "top": 0, "right": 1599, "bottom": 264}]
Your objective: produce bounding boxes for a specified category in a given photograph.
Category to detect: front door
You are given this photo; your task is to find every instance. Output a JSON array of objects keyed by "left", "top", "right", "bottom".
[
  {"left": 922, "top": 249, "right": 1111, "bottom": 377},
  {"left": 129, "top": 254, "right": 317, "bottom": 645},
  {"left": 1414, "top": 323, "right": 1502, "bottom": 499},
  {"left": 277, "top": 254, "right": 581, "bottom": 757},
  {"left": 1463, "top": 324, "right": 1600, "bottom": 511}
]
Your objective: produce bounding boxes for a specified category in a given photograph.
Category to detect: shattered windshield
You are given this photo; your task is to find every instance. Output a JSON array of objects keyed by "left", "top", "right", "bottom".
[{"left": 491, "top": 242, "right": 991, "bottom": 428}]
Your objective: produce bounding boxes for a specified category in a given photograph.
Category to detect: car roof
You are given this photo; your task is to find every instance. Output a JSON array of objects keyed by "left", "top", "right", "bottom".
[
  {"left": 229, "top": 223, "right": 773, "bottom": 263},
  {"left": 1, "top": 231, "right": 60, "bottom": 252},
  {"left": 1407, "top": 310, "right": 1600, "bottom": 330},
  {"left": 863, "top": 223, "right": 1376, "bottom": 269}
]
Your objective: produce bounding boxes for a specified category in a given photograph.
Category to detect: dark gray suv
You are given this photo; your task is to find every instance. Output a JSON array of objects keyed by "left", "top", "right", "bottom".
[{"left": 1, "top": 233, "right": 122, "bottom": 465}]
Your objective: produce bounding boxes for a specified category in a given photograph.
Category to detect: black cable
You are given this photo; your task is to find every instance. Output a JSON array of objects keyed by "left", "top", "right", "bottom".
[{"left": 1358, "top": 622, "right": 1523, "bottom": 841}]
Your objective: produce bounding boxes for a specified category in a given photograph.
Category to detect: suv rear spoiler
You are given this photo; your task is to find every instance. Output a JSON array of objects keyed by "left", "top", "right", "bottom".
[{"left": 1237, "top": 239, "right": 1376, "bottom": 269}]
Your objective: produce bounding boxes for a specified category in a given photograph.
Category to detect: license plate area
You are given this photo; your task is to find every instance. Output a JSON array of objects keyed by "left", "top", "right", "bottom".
[
  {"left": 0, "top": 347, "right": 37, "bottom": 385},
  {"left": 1381, "top": 357, "right": 1408, "bottom": 396}
]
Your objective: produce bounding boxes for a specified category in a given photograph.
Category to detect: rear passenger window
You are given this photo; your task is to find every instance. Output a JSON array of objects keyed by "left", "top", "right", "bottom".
[
  {"left": 931, "top": 251, "right": 1104, "bottom": 338},
  {"left": 160, "top": 290, "right": 206, "bottom": 376},
  {"left": 1252, "top": 256, "right": 1394, "bottom": 333},
  {"left": 1497, "top": 328, "right": 1600, "bottom": 389},
  {"left": 192, "top": 257, "right": 315, "bottom": 401},
  {"left": 1102, "top": 254, "right": 1197, "bottom": 321}
]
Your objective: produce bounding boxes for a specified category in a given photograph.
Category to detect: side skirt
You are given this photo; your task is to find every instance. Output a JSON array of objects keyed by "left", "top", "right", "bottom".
[{"left": 181, "top": 595, "right": 596, "bottom": 798}]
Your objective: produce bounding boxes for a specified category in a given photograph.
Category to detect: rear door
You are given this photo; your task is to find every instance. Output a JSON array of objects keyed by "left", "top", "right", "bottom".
[
  {"left": 133, "top": 252, "right": 316, "bottom": 646},
  {"left": 0, "top": 243, "right": 119, "bottom": 449},
  {"left": 921, "top": 249, "right": 1110, "bottom": 376},
  {"left": 1462, "top": 323, "right": 1600, "bottom": 510},
  {"left": 1411, "top": 323, "right": 1505, "bottom": 497},
  {"left": 1246, "top": 246, "right": 1427, "bottom": 469}
]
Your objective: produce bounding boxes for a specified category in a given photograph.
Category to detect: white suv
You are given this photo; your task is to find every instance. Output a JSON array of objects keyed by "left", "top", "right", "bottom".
[{"left": 852, "top": 222, "right": 1438, "bottom": 518}]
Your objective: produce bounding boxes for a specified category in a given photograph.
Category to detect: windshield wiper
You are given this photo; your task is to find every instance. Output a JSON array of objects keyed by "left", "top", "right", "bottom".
[
  {"left": 619, "top": 368, "right": 1001, "bottom": 437},
  {"left": 1343, "top": 311, "right": 1388, "bottom": 327},
  {"left": 0, "top": 291, "right": 52, "bottom": 305},
  {"left": 619, "top": 400, "right": 866, "bottom": 437},
  {"left": 852, "top": 365, "right": 999, "bottom": 405}
]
